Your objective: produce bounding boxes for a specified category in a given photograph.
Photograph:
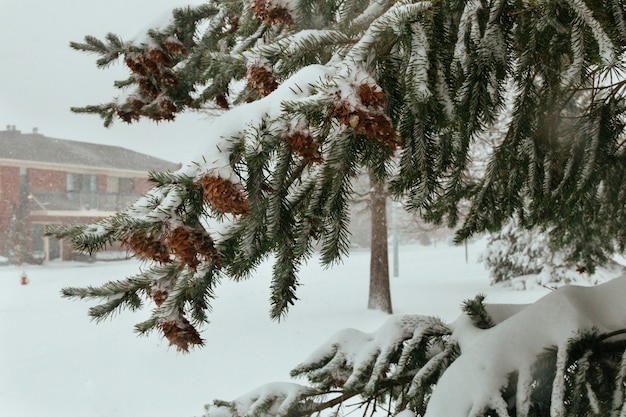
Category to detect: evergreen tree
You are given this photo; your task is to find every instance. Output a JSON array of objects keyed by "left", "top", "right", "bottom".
[
  {"left": 481, "top": 216, "right": 626, "bottom": 287},
  {"left": 48, "top": 0, "right": 626, "bottom": 415}
]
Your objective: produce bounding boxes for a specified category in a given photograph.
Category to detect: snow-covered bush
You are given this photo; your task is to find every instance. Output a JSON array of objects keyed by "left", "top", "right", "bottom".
[
  {"left": 481, "top": 219, "right": 550, "bottom": 284},
  {"left": 481, "top": 218, "right": 626, "bottom": 288}
]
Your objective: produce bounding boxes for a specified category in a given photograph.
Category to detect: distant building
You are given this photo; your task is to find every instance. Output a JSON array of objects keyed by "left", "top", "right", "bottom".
[{"left": 0, "top": 126, "right": 180, "bottom": 262}]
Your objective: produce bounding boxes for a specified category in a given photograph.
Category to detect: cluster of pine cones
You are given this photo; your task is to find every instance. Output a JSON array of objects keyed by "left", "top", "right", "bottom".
[
  {"left": 118, "top": 37, "right": 189, "bottom": 123},
  {"left": 250, "top": 0, "right": 295, "bottom": 26},
  {"left": 333, "top": 83, "right": 399, "bottom": 150}
]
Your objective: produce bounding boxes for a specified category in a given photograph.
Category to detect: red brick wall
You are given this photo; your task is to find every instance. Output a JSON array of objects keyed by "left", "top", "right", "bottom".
[
  {"left": 28, "top": 168, "right": 66, "bottom": 191},
  {"left": 0, "top": 167, "right": 20, "bottom": 255},
  {"left": 134, "top": 177, "right": 152, "bottom": 194},
  {"left": 0, "top": 165, "right": 154, "bottom": 260},
  {"left": 97, "top": 174, "right": 107, "bottom": 192},
  {"left": 0, "top": 166, "right": 20, "bottom": 200}
]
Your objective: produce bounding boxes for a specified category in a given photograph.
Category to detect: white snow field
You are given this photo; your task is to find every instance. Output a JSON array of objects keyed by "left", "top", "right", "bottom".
[{"left": 0, "top": 240, "right": 552, "bottom": 417}]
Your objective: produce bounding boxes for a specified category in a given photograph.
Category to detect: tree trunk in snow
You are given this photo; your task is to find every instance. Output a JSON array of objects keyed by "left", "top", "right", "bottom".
[{"left": 368, "top": 176, "right": 393, "bottom": 314}]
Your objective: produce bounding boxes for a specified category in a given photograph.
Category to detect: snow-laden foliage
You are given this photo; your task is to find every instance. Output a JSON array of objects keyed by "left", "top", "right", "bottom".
[
  {"left": 48, "top": 1, "right": 626, "bottom": 415},
  {"left": 208, "top": 314, "right": 456, "bottom": 417},
  {"left": 204, "top": 278, "right": 626, "bottom": 417},
  {"left": 52, "top": 0, "right": 626, "bottom": 351},
  {"left": 481, "top": 217, "right": 626, "bottom": 288},
  {"left": 481, "top": 219, "right": 549, "bottom": 284},
  {"left": 210, "top": 383, "right": 320, "bottom": 417}
]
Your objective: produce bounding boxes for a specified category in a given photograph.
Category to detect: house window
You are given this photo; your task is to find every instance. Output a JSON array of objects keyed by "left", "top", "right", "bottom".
[
  {"left": 67, "top": 173, "right": 97, "bottom": 193},
  {"left": 106, "top": 177, "right": 119, "bottom": 193},
  {"left": 105, "top": 177, "right": 134, "bottom": 193},
  {"left": 66, "top": 173, "right": 97, "bottom": 209},
  {"left": 119, "top": 178, "right": 134, "bottom": 193}
]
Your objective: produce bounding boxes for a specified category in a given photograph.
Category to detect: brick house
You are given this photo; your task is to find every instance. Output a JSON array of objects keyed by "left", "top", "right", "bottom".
[{"left": 0, "top": 126, "right": 180, "bottom": 262}]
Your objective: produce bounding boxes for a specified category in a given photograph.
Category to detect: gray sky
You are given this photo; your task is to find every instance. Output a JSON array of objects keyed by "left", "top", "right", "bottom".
[{"left": 0, "top": 1, "right": 209, "bottom": 164}]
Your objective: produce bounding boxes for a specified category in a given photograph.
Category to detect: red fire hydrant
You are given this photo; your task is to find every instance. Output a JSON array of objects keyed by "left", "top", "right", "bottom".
[{"left": 20, "top": 271, "right": 29, "bottom": 285}]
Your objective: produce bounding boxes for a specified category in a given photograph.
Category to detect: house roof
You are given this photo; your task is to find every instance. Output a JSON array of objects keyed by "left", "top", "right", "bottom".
[{"left": 0, "top": 129, "right": 180, "bottom": 175}]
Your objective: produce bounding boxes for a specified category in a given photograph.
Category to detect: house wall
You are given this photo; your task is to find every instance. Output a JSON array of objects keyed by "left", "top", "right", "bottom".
[
  {"left": 0, "top": 128, "right": 178, "bottom": 263},
  {"left": 0, "top": 165, "right": 156, "bottom": 262},
  {"left": 0, "top": 166, "right": 21, "bottom": 255},
  {"left": 134, "top": 176, "right": 152, "bottom": 194},
  {"left": 27, "top": 169, "right": 152, "bottom": 195},
  {"left": 97, "top": 174, "right": 107, "bottom": 192},
  {"left": 28, "top": 168, "right": 66, "bottom": 192}
]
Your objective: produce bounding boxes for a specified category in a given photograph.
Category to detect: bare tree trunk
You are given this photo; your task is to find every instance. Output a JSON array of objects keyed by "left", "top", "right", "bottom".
[{"left": 368, "top": 176, "right": 393, "bottom": 314}]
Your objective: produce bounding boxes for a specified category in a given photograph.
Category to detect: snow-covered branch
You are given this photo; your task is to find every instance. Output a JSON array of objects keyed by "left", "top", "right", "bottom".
[{"left": 204, "top": 277, "right": 626, "bottom": 417}]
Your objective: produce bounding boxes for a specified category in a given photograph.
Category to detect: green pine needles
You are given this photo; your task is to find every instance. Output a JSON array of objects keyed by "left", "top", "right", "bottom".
[
  {"left": 203, "top": 288, "right": 626, "bottom": 417},
  {"left": 53, "top": 0, "right": 626, "bottom": 359},
  {"left": 45, "top": 0, "right": 626, "bottom": 415}
]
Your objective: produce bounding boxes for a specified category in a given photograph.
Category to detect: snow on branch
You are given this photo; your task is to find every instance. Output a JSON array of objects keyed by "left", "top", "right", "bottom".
[
  {"left": 203, "top": 277, "right": 626, "bottom": 417},
  {"left": 346, "top": 1, "right": 433, "bottom": 67},
  {"left": 204, "top": 314, "right": 454, "bottom": 417},
  {"left": 179, "top": 64, "right": 335, "bottom": 182},
  {"left": 210, "top": 382, "right": 321, "bottom": 417},
  {"left": 252, "top": 29, "right": 353, "bottom": 60},
  {"left": 453, "top": 0, "right": 481, "bottom": 74},
  {"left": 425, "top": 276, "right": 626, "bottom": 416},
  {"left": 406, "top": 22, "right": 431, "bottom": 102},
  {"left": 567, "top": 0, "right": 616, "bottom": 64},
  {"left": 291, "top": 315, "right": 451, "bottom": 393}
]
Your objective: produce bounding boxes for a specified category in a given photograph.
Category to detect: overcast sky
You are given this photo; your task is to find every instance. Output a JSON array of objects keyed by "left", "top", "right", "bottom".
[{"left": 1, "top": 1, "right": 210, "bottom": 164}]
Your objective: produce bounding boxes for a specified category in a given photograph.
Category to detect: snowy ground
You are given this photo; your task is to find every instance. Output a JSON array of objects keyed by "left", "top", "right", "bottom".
[{"left": 0, "top": 239, "right": 550, "bottom": 417}]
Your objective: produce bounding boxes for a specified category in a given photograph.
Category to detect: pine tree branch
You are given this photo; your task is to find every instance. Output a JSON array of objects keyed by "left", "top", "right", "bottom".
[{"left": 599, "top": 328, "right": 626, "bottom": 342}]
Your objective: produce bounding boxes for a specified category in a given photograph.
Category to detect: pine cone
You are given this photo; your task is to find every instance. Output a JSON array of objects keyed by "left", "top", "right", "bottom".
[
  {"left": 116, "top": 108, "right": 140, "bottom": 124},
  {"left": 215, "top": 94, "right": 230, "bottom": 110},
  {"left": 333, "top": 84, "right": 399, "bottom": 151},
  {"left": 148, "top": 47, "right": 173, "bottom": 67},
  {"left": 128, "top": 97, "right": 146, "bottom": 113},
  {"left": 168, "top": 227, "right": 219, "bottom": 270},
  {"left": 157, "top": 98, "right": 177, "bottom": 121},
  {"left": 162, "top": 37, "right": 188, "bottom": 56},
  {"left": 159, "top": 317, "right": 204, "bottom": 352},
  {"left": 357, "top": 83, "right": 386, "bottom": 108},
  {"left": 150, "top": 289, "right": 169, "bottom": 307},
  {"left": 250, "top": 0, "right": 294, "bottom": 25},
  {"left": 124, "top": 53, "right": 148, "bottom": 76},
  {"left": 246, "top": 64, "right": 279, "bottom": 97},
  {"left": 141, "top": 56, "right": 161, "bottom": 76},
  {"left": 358, "top": 113, "right": 399, "bottom": 150},
  {"left": 168, "top": 227, "right": 198, "bottom": 269},
  {"left": 138, "top": 76, "right": 160, "bottom": 97},
  {"left": 227, "top": 14, "right": 240, "bottom": 33},
  {"left": 333, "top": 100, "right": 352, "bottom": 121},
  {"left": 198, "top": 175, "right": 250, "bottom": 215},
  {"left": 193, "top": 230, "right": 220, "bottom": 264},
  {"left": 159, "top": 68, "right": 179, "bottom": 87},
  {"left": 122, "top": 232, "right": 171, "bottom": 263},
  {"left": 284, "top": 131, "right": 323, "bottom": 163}
]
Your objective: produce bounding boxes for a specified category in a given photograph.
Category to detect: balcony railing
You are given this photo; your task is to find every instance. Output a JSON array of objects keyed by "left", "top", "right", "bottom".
[{"left": 29, "top": 191, "right": 141, "bottom": 213}]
